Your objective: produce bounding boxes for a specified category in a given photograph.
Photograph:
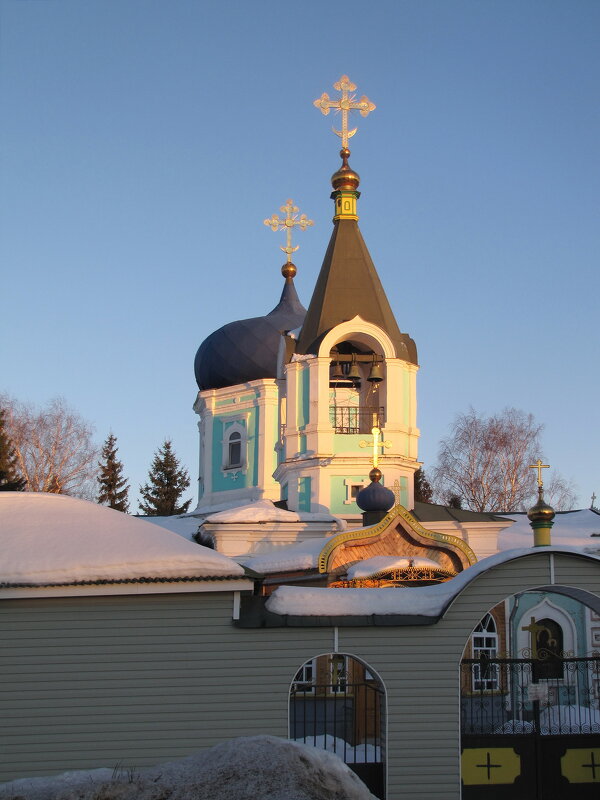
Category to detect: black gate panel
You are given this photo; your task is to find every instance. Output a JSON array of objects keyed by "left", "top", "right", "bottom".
[{"left": 461, "top": 656, "right": 600, "bottom": 799}]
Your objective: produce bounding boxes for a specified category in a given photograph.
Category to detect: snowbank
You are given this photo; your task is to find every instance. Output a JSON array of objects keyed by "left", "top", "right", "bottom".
[
  {"left": 0, "top": 492, "right": 243, "bottom": 584},
  {"left": 0, "top": 736, "right": 377, "bottom": 800}
]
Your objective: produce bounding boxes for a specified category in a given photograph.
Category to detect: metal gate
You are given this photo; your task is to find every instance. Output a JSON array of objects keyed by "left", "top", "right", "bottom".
[
  {"left": 290, "top": 679, "right": 385, "bottom": 799},
  {"left": 461, "top": 654, "right": 600, "bottom": 799}
]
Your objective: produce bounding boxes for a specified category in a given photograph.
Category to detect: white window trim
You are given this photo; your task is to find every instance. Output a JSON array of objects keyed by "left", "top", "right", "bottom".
[{"left": 343, "top": 477, "right": 369, "bottom": 504}]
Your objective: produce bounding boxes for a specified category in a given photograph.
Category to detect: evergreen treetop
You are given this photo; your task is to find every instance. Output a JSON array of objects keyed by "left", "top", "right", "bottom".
[
  {"left": 97, "top": 433, "right": 130, "bottom": 512},
  {"left": 139, "top": 440, "right": 191, "bottom": 516},
  {"left": 0, "top": 408, "right": 26, "bottom": 491},
  {"left": 413, "top": 467, "right": 433, "bottom": 504}
]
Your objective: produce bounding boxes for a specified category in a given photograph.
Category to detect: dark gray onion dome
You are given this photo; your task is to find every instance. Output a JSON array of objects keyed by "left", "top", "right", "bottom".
[
  {"left": 356, "top": 468, "right": 395, "bottom": 513},
  {"left": 194, "top": 274, "right": 306, "bottom": 391}
]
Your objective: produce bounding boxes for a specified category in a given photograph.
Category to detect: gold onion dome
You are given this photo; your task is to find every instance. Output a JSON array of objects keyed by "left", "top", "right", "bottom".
[
  {"left": 527, "top": 486, "right": 556, "bottom": 523},
  {"left": 331, "top": 147, "right": 360, "bottom": 191}
]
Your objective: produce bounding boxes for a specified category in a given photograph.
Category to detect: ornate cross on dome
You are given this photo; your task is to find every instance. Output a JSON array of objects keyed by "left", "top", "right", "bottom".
[
  {"left": 529, "top": 459, "right": 550, "bottom": 487},
  {"left": 314, "top": 75, "right": 376, "bottom": 149},
  {"left": 264, "top": 199, "right": 314, "bottom": 264},
  {"left": 360, "top": 426, "right": 391, "bottom": 468}
]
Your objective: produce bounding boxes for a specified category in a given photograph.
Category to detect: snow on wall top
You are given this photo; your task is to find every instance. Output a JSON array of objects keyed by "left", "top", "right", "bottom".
[
  {"left": 0, "top": 492, "right": 244, "bottom": 585},
  {"left": 205, "top": 499, "right": 344, "bottom": 526},
  {"left": 265, "top": 546, "right": 600, "bottom": 617}
]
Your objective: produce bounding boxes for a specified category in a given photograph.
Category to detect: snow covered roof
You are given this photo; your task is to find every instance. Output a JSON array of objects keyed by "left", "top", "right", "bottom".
[
  {"left": 0, "top": 492, "right": 245, "bottom": 587},
  {"left": 237, "top": 536, "right": 329, "bottom": 574},
  {"left": 347, "top": 556, "right": 449, "bottom": 579},
  {"left": 205, "top": 499, "right": 343, "bottom": 526},
  {"left": 263, "top": 547, "right": 600, "bottom": 619},
  {"left": 498, "top": 508, "right": 600, "bottom": 552}
]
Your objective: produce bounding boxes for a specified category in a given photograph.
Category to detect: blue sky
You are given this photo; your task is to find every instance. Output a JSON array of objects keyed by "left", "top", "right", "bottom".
[{"left": 1, "top": 0, "right": 598, "bottom": 510}]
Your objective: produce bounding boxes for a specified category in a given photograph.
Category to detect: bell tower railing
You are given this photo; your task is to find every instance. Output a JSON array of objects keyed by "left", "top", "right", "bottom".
[{"left": 329, "top": 406, "right": 384, "bottom": 435}]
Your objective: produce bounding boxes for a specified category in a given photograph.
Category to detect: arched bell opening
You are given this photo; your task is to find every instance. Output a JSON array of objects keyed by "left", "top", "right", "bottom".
[
  {"left": 289, "top": 652, "right": 387, "bottom": 799},
  {"left": 460, "top": 587, "right": 600, "bottom": 799},
  {"left": 329, "top": 339, "right": 386, "bottom": 435}
]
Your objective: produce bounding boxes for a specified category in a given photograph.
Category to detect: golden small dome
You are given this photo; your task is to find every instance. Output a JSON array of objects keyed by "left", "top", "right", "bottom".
[
  {"left": 369, "top": 467, "right": 382, "bottom": 483},
  {"left": 281, "top": 262, "right": 297, "bottom": 279},
  {"left": 331, "top": 147, "right": 360, "bottom": 191},
  {"left": 527, "top": 487, "right": 556, "bottom": 523}
]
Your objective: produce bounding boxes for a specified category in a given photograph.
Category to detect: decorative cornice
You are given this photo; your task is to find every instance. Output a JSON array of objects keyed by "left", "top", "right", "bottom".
[{"left": 317, "top": 504, "right": 478, "bottom": 573}]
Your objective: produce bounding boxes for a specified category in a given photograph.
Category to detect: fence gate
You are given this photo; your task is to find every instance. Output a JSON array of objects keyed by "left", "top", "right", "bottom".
[
  {"left": 290, "top": 655, "right": 385, "bottom": 799},
  {"left": 461, "top": 654, "right": 600, "bottom": 799}
]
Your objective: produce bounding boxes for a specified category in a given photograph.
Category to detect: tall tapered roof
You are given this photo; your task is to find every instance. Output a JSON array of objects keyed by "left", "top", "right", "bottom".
[{"left": 295, "top": 154, "right": 417, "bottom": 363}]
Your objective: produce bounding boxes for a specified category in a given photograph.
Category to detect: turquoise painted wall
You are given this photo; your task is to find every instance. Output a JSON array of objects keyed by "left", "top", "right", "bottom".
[
  {"left": 330, "top": 474, "right": 369, "bottom": 515},
  {"left": 298, "top": 477, "right": 311, "bottom": 512},
  {"left": 333, "top": 434, "right": 363, "bottom": 454},
  {"left": 211, "top": 408, "right": 260, "bottom": 492},
  {"left": 297, "top": 366, "right": 310, "bottom": 430},
  {"left": 400, "top": 476, "right": 408, "bottom": 507}
]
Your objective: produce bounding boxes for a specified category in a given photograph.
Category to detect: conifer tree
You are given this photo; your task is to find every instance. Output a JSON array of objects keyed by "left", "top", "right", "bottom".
[
  {"left": 413, "top": 467, "right": 433, "bottom": 504},
  {"left": 139, "top": 440, "right": 191, "bottom": 516},
  {"left": 0, "top": 409, "right": 26, "bottom": 491},
  {"left": 97, "top": 433, "right": 130, "bottom": 512}
]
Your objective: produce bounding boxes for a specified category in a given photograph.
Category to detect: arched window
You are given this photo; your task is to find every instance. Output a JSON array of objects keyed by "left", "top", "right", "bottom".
[
  {"left": 228, "top": 431, "right": 242, "bottom": 468},
  {"left": 471, "top": 613, "right": 499, "bottom": 691},
  {"left": 221, "top": 421, "right": 246, "bottom": 472}
]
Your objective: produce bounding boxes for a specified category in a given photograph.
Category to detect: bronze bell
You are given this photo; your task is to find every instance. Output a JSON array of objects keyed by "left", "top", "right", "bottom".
[
  {"left": 330, "top": 360, "right": 344, "bottom": 380},
  {"left": 367, "top": 357, "right": 384, "bottom": 383},
  {"left": 347, "top": 355, "right": 361, "bottom": 381}
]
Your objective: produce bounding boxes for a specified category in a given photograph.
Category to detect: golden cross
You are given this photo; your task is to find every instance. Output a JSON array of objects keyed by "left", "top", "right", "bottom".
[
  {"left": 264, "top": 199, "right": 314, "bottom": 263},
  {"left": 359, "top": 426, "right": 391, "bottom": 468},
  {"left": 392, "top": 479, "right": 401, "bottom": 506},
  {"left": 529, "top": 459, "right": 550, "bottom": 487},
  {"left": 314, "top": 75, "right": 376, "bottom": 149}
]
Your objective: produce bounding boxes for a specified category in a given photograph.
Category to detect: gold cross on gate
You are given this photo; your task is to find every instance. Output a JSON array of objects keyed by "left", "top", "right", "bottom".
[
  {"left": 314, "top": 75, "right": 376, "bottom": 149},
  {"left": 264, "top": 199, "right": 314, "bottom": 264},
  {"left": 359, "top": 426, "right": 391, "bottom": 468},
  {"left": 529, "top": 459, "right": 550, "bottom": 487}
]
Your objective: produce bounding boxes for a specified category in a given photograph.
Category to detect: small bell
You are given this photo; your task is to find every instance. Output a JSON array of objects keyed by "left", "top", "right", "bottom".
[
  {"left": 367, "top": 357, "right": 384, "bottom": 383},
  {"left": 348, "top": 355, "right": 360, "bottom": 381},
  {"left": 330, "top": 361, "right": 344, "bottom": 381}
]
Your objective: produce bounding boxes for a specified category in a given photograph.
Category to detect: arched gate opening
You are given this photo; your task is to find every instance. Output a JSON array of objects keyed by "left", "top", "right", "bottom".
[
  {"left": 461, "top": 587, "right": 600, "bottom": 799},
  {"left": 289, "top": 653, "right": 386, "bottom": 799}
]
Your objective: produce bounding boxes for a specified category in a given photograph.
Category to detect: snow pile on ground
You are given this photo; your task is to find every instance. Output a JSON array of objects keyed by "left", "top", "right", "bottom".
[
  {"left": 498, "top": 509, "right": 600, "bottom": 552},
  {"left": 0, "top": 736, "right": 377, "bottom": 800},
  {"left": 266, "top": 546, "right": 600, "bottom": 617},
  {"left": 347, "top": 555, "right": 444, "bottom": 579},
  {"left": 539, "top": 704, "right": 600, "bottom": 734},
  {"left": 295, "top": 734, "right": 381, "bottom": 764},
  {"left": 0, "top": 492, "right": 243, "bottom": 585}
]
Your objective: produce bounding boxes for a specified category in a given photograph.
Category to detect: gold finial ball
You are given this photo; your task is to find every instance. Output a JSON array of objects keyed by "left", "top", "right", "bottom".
[
  {"left": 331, "top": 147, "right": 360, "bottom": 191},
  {"left": 527, "top": 489, "right": 556, "bottom": 523},
  {"left": 369, "top": 467, "right": 382, "bottom": 483},
  {"left": 281, "top": 262, "right": 297, "bottom": 279}
]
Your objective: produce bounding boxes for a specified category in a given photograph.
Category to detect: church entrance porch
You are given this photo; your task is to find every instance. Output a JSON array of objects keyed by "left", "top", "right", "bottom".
[{"left": 461, "top": 652, "right": 600, "bottom": 798}]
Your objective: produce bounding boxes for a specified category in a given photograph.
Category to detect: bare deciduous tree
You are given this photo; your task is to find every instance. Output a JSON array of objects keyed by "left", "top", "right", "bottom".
[
  {"left": 432, "top": 408, "right": 576, "bottom": 512},
  {"left": 1, "top": 395, "right": 99, "bottom": 499}
]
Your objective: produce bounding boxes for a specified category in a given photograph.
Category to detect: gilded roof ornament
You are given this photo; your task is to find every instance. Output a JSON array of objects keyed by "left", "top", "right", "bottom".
[
  {"left": 264, "top": 199, "right": 314, "bottom": 265},
  {"left": 529, "top": 459, "right": 550, "bottom": 487},
  {"left": 314, "top": 75, "right": 376, "bottom": 149}
]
